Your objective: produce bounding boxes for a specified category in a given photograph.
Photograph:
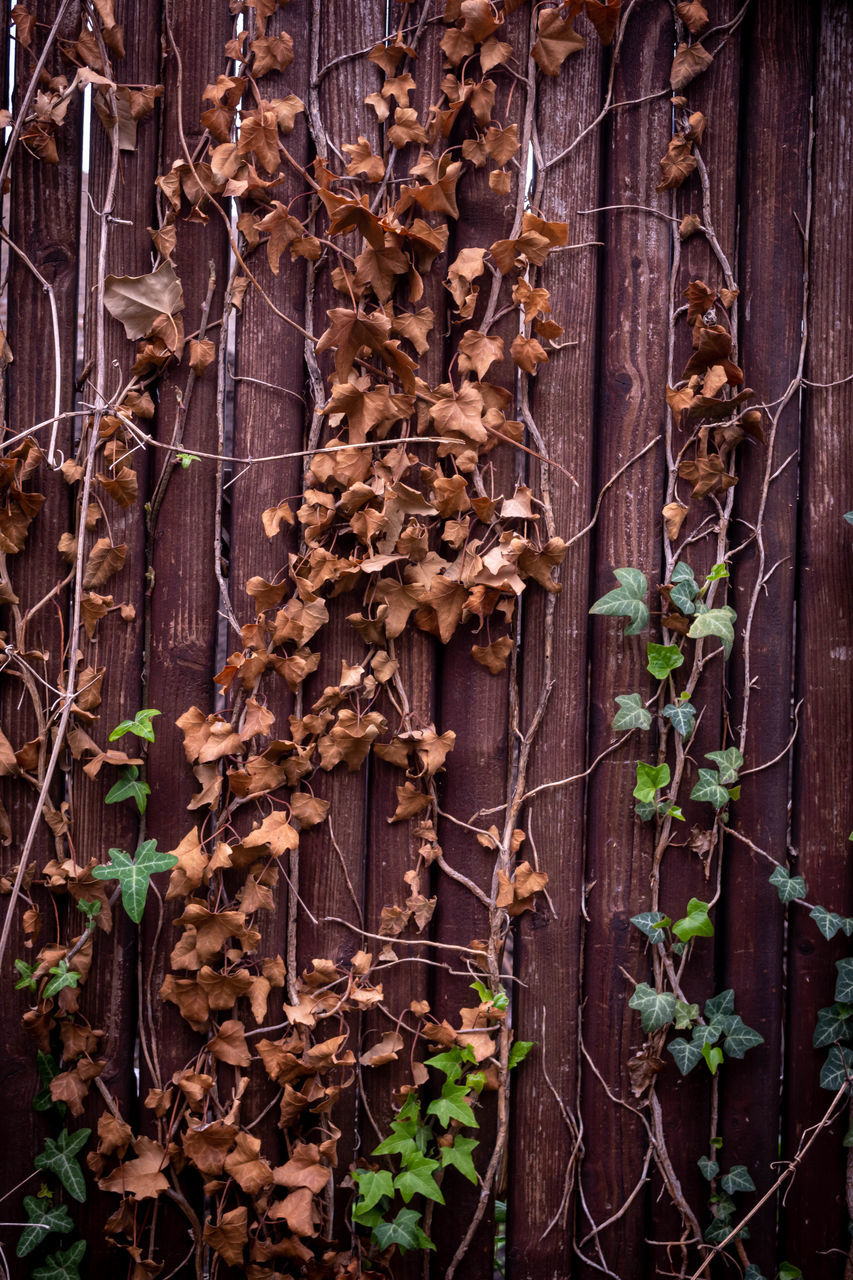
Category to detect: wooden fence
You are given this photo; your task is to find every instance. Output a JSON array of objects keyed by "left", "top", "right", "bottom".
[{"left": 0, "top": 1, "right": 851, "bottom": 1278}]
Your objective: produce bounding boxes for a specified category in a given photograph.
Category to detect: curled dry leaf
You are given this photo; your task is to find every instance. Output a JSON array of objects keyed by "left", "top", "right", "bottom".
[{"left": 103, "top": 261, "right": 184, "bottom": 340}]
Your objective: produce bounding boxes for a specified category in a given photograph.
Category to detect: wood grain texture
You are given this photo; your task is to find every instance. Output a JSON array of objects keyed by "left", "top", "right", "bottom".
[
  {"left": 578, "top": 6, "right": 671, "bottom": 1273},
  {"left": 506, "top": 34, "right": 604, "bottom": 1279},
  {"left": 783, "top": 2, "right": 853, "bottom": 1271}
]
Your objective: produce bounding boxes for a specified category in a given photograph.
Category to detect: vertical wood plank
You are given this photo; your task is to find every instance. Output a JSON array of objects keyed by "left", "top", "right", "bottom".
[
  {"left": 720, "top": 1, "right": 813, "bottom": 1271},
  {"left": 506, "top": 35, "right": 604, "bottom": 1278},
  {"left": 140, "top": 1, "right": 232, "bottom": 1267},
  {"left": 783, "top": 1, "right": 853, "bottom": 1270},
  {"left": 579, "top": 8, "right": 670, "bottom": 1273},
  {"left": 0, "top": 0, "right": 83, "bottom": 1236}
]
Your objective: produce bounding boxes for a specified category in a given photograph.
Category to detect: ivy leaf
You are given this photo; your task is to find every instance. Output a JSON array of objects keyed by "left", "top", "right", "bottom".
[
  {"left": 813, "top": 1004, "right": 853, "bottom": 1049},
  {"left": 17, "top": 1198, "right": 74, "bottom": 1258},
  {"left": 720, "top": 1015, "right": 764, "bottom": 1059},
  {"left": 589, "top": 568, "right": 649, "bottom": 635},
  {"left": 836, "top": 958, "right": 853, "bottom": 1004},
  {"left": 820, "top": 1044, "right": 853, "bottom": 1091},
  {"left": 507, "top": 1040, "right": 534, "bottom": 1070},
  {"left": 104, "top": 765, "right": 151, "bottom": 814},
  {"left": 674, "top": 999, "right": 699, "bottom": 1030},
  {"left": 810, "top": 905, "right": 843, "bottom": 940},
  {"left": 43, "top": 960, "right": 80, "bottom": 1000},
  {"left": 352, "top": 1168, "right": 394, "bottom": 1218},
  {"left": 669, "top": 562, "right": 700, "bottom": 615},
  {"left": 33, "top": 1129, "right": 91, "bottom": 1202},
  {"left": 704, "top": 989, "right": 735, "bottom": 1019},
  {"left": 690, "top": 768, "right": 730, "bottom": 810},
  {"left": 91, "top": 841, "right": 178, "bottom": 924},
  {"left": 777, "top": 1267, "right": 803, "bottom": 1280},
  {"left": 672, "top": 898, "right": 714, "bottom": 942},
  {"left": 691, "top": 1023, "right": 722, "bottom": 1049},
  {"left": 439, "top": 1135, "right": 478, "bottom": 1185},
  {"left": 628, "top": 983, "right": 676, "bottom": 1032},
  {"left": 769, "top": 865, "right": 807, "bottom": 904},
  {"left": 705, "top": 747, "right": 743, "bottom": 785},
  {"left": 633, "top": 762, "right": 670, "bottom": 804},
  {"left": 426, "top": 1081, "right": 477, "bottom": 1128},
  {"left": 635, "top": 799, "right": 661, "bottom": 822},
  {"left": 646, "top": 642, "right": 684, "bottom": 680},
  {"left": 702, "top": 1042, "right": 724, "bottom": 1074},
  {"left": 612, "top": 693, "right": 652, "bottom": 731},
  {"left": 663, "top": 700, "right": 696, "bottom": 736},
  {"left": 32, "top": 1240, "right": 86, "bottom": 1280},
  {"left": 705, "top": 561, "right": 729, "bottom": 582},
  {"left": 424, "top": 1050, "right": 465, "bottom": 1082},
  {"left": 743, "top": 1267, "right": 767, "bottom": 1280},
  {"left": 697, "top": 1156, "right": 719, "bottom": 1181},
  {"left": 372, "top": 1208, "right": 435, "bottom": 1254},
  {"left": 721, "top": 1165, "right": 755, "bottom": 1194},
  {"left": 34, "top": 1051, "right": 64, "bottom": 1114},
  {"left": 394, "top": 1153, "right": 444, "bottom": 1205},
  {"left": 668, "top": 1037, "right": 702, "bottom": 1075},
  {"left": 630, "top": 911, "right": 670, "bottom": 941},
  {"left": 15, "top": 958, "right": 37, "bottom": 990},
  {"left": 688, "top": 606, "right": 736, "bottom": 656},
  {"left": 108, "top": 708, "right": 161, "bottom": 743}
]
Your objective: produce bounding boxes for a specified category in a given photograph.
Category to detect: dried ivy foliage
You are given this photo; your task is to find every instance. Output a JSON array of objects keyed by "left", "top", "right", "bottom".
[{"left": 0, "top": 1, "right": 835, "bottom": 1278}]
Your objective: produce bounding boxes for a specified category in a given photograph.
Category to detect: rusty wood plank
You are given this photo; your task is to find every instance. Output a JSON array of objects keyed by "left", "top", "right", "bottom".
[
  {"left": 783, "top": 0, "right": 853, "bottom": 1270},
  {"left": 71, "top": 0, "right": 165, "bottom": 1262},
  {"left": 717, "top": 1, "right": 814, "bottom": 1272},
  {"left": 578, "top": 9, "right": 671, "bottom": 1274},
  {"left": 0, "top": 0, "right": 84, "bottom": 1238},
  {"left": 506, "top": 35, "right": 604, "bottom": 1278},
  {"left": 139, "top": 2, "right": 232, "bottom": 1268}
]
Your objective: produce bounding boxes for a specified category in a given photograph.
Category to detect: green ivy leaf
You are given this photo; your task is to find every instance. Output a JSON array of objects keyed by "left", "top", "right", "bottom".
[
  {"left": 836, "top": 959, "right": 853, "bottom": 1004},
  {"left": 688, "top": 606, "right": 736, "bottom": 656},
  {"left": 705, "top": 747, "right": 743, "bottom": 785},
  {"left": 720, "top": 1016, "right": 764, "bottom": 1059},
  {"left": 612, "top": 693, "right": 652, "bottom": 732},
  {"left": 690, "top": 768, "right": 730, "bottom": 810},
  {"left": 352, "top": 1168, "right": 394, "bottom": 1219},
  {"left": 769, "top": 865, "right": 807, "bottom": 904},
  {"left": 672, "top": 898, "right": 714, "bottom": 942},
  {"left": 820, "top": 1044, "right": 853, "bottom": 1091},
  {"left": 589, "top": 568, "right": 649, "bottom": 636},
  {"left": 743, "top": 1266, "right": 766, "bottom": 1280},
  {"left": 705, "top": 561, "right": 730, "bottom": 582},
  {"left": 692, "top": 1023, "right": 722, "bottom": 1049},
  {"left": 439, "top": 1135, "right": 478, "bottom": 1185},
  {"left": 697, "top": 1156, "right": 719, "bottom": 1181},
  {"left": 777, "top": 1266, "right": 803, "bottom": 1280},
  {"left": 668, "top": 1037, "right": 702, "bottom": 1075},
  {"left": 669, "top": 562, "right": 700, "bottom": 615},
  {"left": 813, "top": 1004, "right": 853, "bottom": 1049},
  {"left": 43, "top": 960, "right": 81, "bottom": 1000},
  {"left": 372, "top": 1208, "right": 435, "bottom": 1254},
  {"left": 394, "top": 1152, "right": 444, "bottom": 1205},
  {"left": 810, "top": 905, "right": 844, "bottom": 940},
  {"left": 721, "top": 1165, "right": 755, "bottom": 1194},
  {"left": 108, "top": 708, "right": 161, "bottom": 743},
  {"left": 633, "top": 762, "right": 670, "bottom": 804},
  {"left": 33, "top": 1051, "right": 64, "bottom": 1114},
  {"left": 663, "top": 700, "right": 696, "bottom": 736},
  {"left": 426, "top": 1081, "right": 477, "bottom": 1128},
  {"left": 646, "top": 642, "right": 684, "bottom": 681},
  {"left": 33, "top": 1129, "right": 91, "bottom": 1202},
  {"left": 508, "top": 1040, "right": 535, "bottom": 1070},
  {"left": 674, "top": 1000, "right": 700, "bottom": 1030},
  {"left": 32, "top": 1240, "right": 86, "bottom": 1280},
  {"left": 702, "top": 1043, "right": 724, "bottom": 1074},
  {"left": 628, "top": 983, "right": 676, "bottom": 1032},
  {"left": 14, "top": 958, "right": 37, "bottom": 990},
  {"left": 630, "top": 911, "right": 670, "bottom": 941},
  {"left": 104, "top": 765, "right": 151, "bottom": 814},
  {"left": 91, "top": 841, "right": 178, "bottom": 924},
  {"left": 704, "top": 989, "right": 735, "bottom": 1019},
  {"left": 635, "top": 799, "right": 661, "bottom": 822},
  {"left": 177, "top": 452, "right": 200, "bottom": 469},
  {"left": 424, "top": 1050, "right": 465, "bottom": 1082},
  {"left": 17, "top": 1198, "right": 74, "bottom": 1258}
]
